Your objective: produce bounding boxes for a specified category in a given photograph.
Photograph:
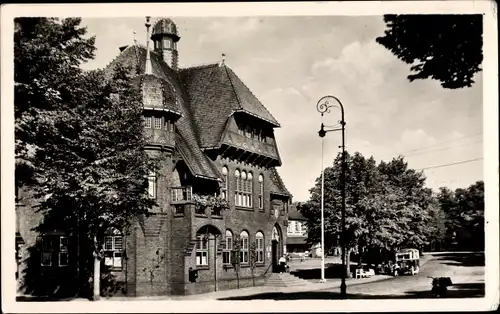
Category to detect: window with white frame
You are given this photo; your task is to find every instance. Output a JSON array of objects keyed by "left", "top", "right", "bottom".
[
  {"left": 256, "top": 232, "right": 264, "bottom": 263},
  {"left": 258, "top": 174, "right": 264, "bottom": 211},
  {"left": 40, "top": 236, "right": 52, "bottom": 266},
  {"left": 223, "top": 230, "right": 232, "bottom": 265},
  {"left": 144, "top": 116, "right": 152, "bottom": 128},
  {"left": 59, "top": 236, "right": 69, "bottom": 266},
  {"left": 234, "top": 169, "right": 240, "bottom": 205},
  {"left": 235, "top": 170, "right": 253, "bottom": 208},
  {"left": 153, "top": 116, "right": 162, "bottom": 129},
  {"left": 240, "top": 231, "right": 249, "bottom": 264},
  {"left": 148, "top": 171, "right": 157, "bottom": 199},
  {"left": 196, "top": 235, "right": 208, "bottom": 266},
  {"left": 104, "top": 231, "right": 123, "bottom": 269},
  {"left": 221, "top": 166, "right": 228, "bottom": 200},
  {"left": 247, "top": 172, "right": 253, "bottom": 207},
  {"left": 295, "top": 221, "right": 300, "bottom": 233}
]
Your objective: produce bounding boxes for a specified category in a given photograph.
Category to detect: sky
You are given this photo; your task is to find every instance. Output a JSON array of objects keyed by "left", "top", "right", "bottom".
[{"left": 80, "top": 16, "right": 483, "bottom": 202}]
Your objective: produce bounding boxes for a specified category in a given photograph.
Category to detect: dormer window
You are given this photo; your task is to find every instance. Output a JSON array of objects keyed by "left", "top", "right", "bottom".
[{"left": 163, "top": 38, "right": 171, "bottom": 49}]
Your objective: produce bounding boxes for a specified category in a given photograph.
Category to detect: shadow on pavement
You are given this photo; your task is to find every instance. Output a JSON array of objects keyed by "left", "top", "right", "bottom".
[
  {"left": 217, "top": 282, "right": 485, "bottom": 300},
  {"left": 435, "top": 252, "right": 484, "bottom": 267},
  {"left": 291, "top": 264, "right": 360, "bottom": 280}
]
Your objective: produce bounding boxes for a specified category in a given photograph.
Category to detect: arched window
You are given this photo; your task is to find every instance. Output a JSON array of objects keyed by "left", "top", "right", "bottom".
[
  {"left": 223, "top": 230, "right": 232, "bottom": 265},
  {"left": 148, "top": 171, "right": 157, "bottom": 199},
  {"left": 241, "top": 171, "right": 247, "bottom": 207},
  {"left": 240, "top": 231, "right": 249, "bottom": 264},
  {"left": 256, "top": 231, "right": 264, "bottom": 263},
  {"left": 234, "top": 169, "right": 240, "bottom": 205},
  {"left": 247, "top": 172, "right": 253, "bottom": 208},
  {"left": 104, "top": 228, "right": 123, "bottom": 269},
  {"left": 221, "top": 166, "right": 228, "bottom": 200},
  {"left": 234, "top": 170, "right": 253, "bottom": 208},
  {"left": 258, "top": 174, "right": 264, "bottom": 211}
]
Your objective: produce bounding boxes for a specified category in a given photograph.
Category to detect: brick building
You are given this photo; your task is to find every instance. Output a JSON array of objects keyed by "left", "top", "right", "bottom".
[{"left": 16, "top": 17, "right": 292, "bottom": 297}]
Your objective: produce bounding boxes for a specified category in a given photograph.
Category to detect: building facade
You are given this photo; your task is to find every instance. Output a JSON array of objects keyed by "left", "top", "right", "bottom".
[
  {"left": 285, "top": 205, "right": 309, "bottom": 255},
  {"left": 16, "top": 17, "right": 292, "bottom": 297}
]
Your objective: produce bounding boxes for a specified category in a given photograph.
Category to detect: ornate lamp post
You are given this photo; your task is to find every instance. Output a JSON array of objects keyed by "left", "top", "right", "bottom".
[{"left": 316, "top": 95, "right": 347, "bottom": 299}]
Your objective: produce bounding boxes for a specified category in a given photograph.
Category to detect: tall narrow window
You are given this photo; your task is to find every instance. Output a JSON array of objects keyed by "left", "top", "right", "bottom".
[
  {"left": 148, "top": 171, "right": 157, "bottom": 199},
  {"left": 241, "top": 171, "right": 247, "bottom": 207},
  {"left": 196, "top": 235, "right": 208, "bottom": 266},
  {"left": 104, "top": 230, "right": 123, "bottom": 269},
  {"left": 258, "top": 174, "right": 264, "bottom": 211},
  {"left": 144, "top": 116, "right": 152, "bottom": 128},
  {"left": 163, "top": 38, "right": 172, "bottom": 49},
  {"left": 40, "top": 236, "right": 52, "bottom": 266},
  {"left": 223, "top": 230, "right": 232, "bottom": 265},
  {"left": 256, "top": 232, "right": 264, "bottom": 263},
  {"left": 221, "top": 166, "right": 228, "bottom": 200},
  {"left": 240, "top": 231, "right": 249, "bottom": 264},
  {"left": 234, "top": 169, "right": 241, "bottom": 206},
  {"left": 247, "top": 172, "right": 253, "bottom": 207},
  {"left": 153, "top": 116, "right": 162, "bottom": 129},
  {"left": 59, "top": 236, "right": 69, "bottom": 267}
]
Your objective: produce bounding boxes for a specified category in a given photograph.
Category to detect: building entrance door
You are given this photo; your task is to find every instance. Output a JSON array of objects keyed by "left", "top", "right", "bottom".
[
  {"left": 271, "top": 225, "right": 282, "bottom": 273},
  {"left": 271, "top": 239, "right": 278, "bottom": 272}
]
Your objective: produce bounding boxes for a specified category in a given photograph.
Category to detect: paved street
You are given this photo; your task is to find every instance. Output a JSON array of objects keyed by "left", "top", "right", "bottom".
[{"left": 214, "top": 252, "right": 484, "bottom": 300}]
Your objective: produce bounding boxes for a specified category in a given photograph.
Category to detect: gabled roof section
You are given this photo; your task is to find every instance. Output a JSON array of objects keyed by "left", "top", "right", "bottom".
[
  {"left": 179, "top": 63, "right": 280, "bottom": 149},
  {"left": 224, "top": 66, "right": 280, "bottom": 127},
  {"left": 269, "top": 167, "right": 291, "bottom": 197},
  {"left": 288, "top": 204, "right": 307, "bottom": 221},
  {"left": 178, "top": 63, "right": 239, "bottom": 149},
  {"left": 104, "top": 45, "right": 221, "bottom": 180}
]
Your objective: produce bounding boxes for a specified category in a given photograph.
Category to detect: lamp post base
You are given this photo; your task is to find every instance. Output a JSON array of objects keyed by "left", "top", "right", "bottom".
[
  {"left": 319, "top": 278, "right": 327, "bottom": 283},
  {"left": 340, "top": 281, "right": 347, "bottom": 299}
]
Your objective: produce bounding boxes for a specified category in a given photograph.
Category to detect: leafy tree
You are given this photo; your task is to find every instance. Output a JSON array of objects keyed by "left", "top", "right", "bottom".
[
  {"left": 438, "top": 181, "right": 484, "bottom": 251},
  {"left": 378, "top": 157, "right": 434, "bottom": 250},
  {"left": 376, "top": 14, "right": 483, "bottom": 89},
  {"left": 300, "top": 152, "right": 436, "bottom": 275},
  {"left": 15, "top": 18, "right": 160, "bottom": 300}
]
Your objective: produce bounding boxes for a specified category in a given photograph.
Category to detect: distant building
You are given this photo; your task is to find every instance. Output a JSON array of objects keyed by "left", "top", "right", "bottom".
[
  {"left": 16, "top": 17, "right": 292, "bottom": 297},
  {"left": 286, "top": 204, "right": 309, "bottom": 254}
]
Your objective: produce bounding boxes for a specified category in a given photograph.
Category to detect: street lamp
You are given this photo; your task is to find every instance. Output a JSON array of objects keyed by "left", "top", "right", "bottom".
[{"left": 316, "top": 95, "right": 347, "bottom": 299}]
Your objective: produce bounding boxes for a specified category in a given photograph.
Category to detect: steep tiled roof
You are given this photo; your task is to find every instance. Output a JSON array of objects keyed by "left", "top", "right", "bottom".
[
  {"left": 225, "top": 67, "right": 280, "bottom": 127},
  {"left": 288, "top": 204, "right": 307, "bottom": 221},
  {"left": 104, "top": 45, "right": 221, "bottom": 180},
  {"left": 178, "top": 64, "right": 239, "bottom": 149},
  {"left": 269, "top": 167, "right": 291, "bottom": 197},
  {"left": 179, "top": 63, "right": 280, "bottom": 149}
]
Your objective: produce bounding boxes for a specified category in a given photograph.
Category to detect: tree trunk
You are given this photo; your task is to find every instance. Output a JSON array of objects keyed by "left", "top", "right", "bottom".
[
  {"left": 93, "top": 255, "right": 100, "bottom": 301},
  {"left": 251, "top": 268, "right": 255, "bottom": 287},
  {"left": 345, "top": 248, "right": 352, "bottom": 278}
]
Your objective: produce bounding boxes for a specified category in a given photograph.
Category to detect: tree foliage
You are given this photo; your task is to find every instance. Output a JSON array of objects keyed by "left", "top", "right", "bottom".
[
  {"left": 376, "top": 14, "right": 483, "bottom": 89},
  {"left": 300, "top": 152, "right": 435, "bottom": 258},
  {"left": 15, "top": 17, "right": 160, "bottom": 296},
  {"left": 437, "top": 181, "right": 484, "bottom": 250}
]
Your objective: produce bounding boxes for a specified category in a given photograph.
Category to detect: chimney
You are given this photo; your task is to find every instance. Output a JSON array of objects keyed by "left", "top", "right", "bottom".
[{"left": 145, "top": 16, "right": 152, "bottom": 75}]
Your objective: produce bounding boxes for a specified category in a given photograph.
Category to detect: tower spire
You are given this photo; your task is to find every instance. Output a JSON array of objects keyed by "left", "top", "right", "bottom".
[
  {"left": 219, "top": 53, "right": 226, "bottom": 67},
  {"left": 145, "top": 16, "right": 152, "bottom": 75}
]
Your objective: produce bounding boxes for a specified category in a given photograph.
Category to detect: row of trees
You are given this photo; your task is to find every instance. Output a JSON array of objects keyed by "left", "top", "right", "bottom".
[
  {"left": 436, "top": 181, "right": 485, "bottom": 251},
  {"left": 15, "top": 18, "right": 160, "bottom": 299},
  {"left": 299, "top": 152, "right": 484, "bottom": 274}
]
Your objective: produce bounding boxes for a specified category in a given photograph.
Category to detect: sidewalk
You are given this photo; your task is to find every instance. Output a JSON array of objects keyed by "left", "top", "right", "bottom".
[{"left": 20, "top": 255, "right": 434, "bottom": 302}]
